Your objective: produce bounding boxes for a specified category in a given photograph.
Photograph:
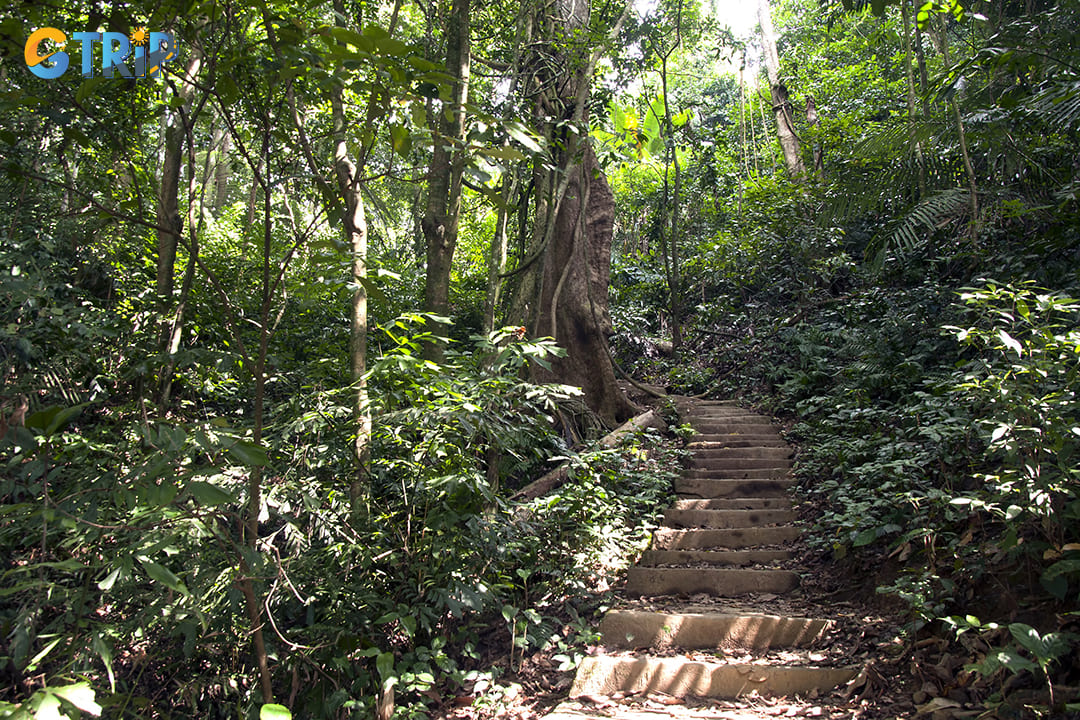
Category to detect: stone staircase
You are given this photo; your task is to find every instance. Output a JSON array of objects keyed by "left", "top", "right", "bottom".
[{"left": 542, "top": 398, "right": 861, "bottom": 718}]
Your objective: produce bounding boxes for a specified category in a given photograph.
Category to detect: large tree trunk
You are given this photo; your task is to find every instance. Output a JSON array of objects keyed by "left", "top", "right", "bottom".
[
  {"left": 757, "top": 0, "right": 805, "bottom": 179},
  {"left": 531, "top": 144, "right": 636, "bottom": 426},
  {"left": 506, "top": 0, "right": 635, "bottom": 427}
]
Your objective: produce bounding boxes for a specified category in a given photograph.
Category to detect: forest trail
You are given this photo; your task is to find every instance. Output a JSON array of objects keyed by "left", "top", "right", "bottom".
[{"left": 538, "top": 399, "right": 869, "bottom": 719}]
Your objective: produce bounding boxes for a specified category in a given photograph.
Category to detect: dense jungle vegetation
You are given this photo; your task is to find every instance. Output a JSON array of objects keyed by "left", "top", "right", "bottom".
[{"left": 1, "top": 0, "right": 1079, "bottom": 716}]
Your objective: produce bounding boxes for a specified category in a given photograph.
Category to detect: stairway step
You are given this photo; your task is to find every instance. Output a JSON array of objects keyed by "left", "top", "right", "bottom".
[
  {"left": 688, "top": 438, "right": 789, "bottom": 449},
  {"left": 689, "top": 458, "right": 792, "bottom": 471},
  {"left": 690, "top": 447, "right": 793, "bottom": 459},
  {"left": 570, "top": 656, "right": 859, "bottom": 699},
  {"left": 676, "top": 477, "right": 794, "bottom": 498},
  {"left": 691, "top": 425, "right": 780, "bottom": 436},
  {"left": 625, "top": 567, "right": 800, "bottom": 596},
  {"left": 541, "top": 703, "right": 729, "bottom": 719},
  {"left": 681, "top": 468, "right": 792, "bottom": 480},
  {"left": 675, "top": 399, "right": 741, "bottom": 408},
  {"left": 663, "top": 508, "right": 796, "bottom": 529},
  {"left": 671, "top": 498, "right": 792, "bottom": 510},
  {"left": 641, "top": 548, "right": 794, "bottom": 567},
  {"left": 685, "top": 414, "right": 774, "bottom": 424},
  {"left": 599, "top": 610, "right": 833, "bottom": 650},
  {"left": 653, "top": 526, "right": 800, "bottom": 549}
]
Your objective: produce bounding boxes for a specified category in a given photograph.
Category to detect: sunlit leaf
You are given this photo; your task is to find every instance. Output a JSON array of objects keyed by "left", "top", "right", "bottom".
[{"left": 260, "top": 704, "right": 292, "bottom": 720}]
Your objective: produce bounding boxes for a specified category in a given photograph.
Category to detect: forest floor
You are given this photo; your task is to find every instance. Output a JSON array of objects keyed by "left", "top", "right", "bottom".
[
  {"left": 429, "top": 533, "right": 922, "bottom": 720},
  {"left": 429, "top": 388, "right": 925, "bottom": 720},
  {"left": 429, "top": 388, "right": 1073, "bottom": 720}
]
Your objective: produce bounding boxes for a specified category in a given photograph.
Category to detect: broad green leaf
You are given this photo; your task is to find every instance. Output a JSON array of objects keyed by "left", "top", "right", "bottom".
[
  {"left": 228, "top": 440, "right": 270, "bottom": 467},
  {"left": 97, "top": 566, "right": 122, "bottom": 591},
  {"left": 504, "top": 121, "right": 543, "bottom": 153},
  {"left": 389, "top": 124, "right": 412, "bottom": 158},
  {"left": 140, "top": 560, "right": 187, "bottom": 595},
  {"left": 376, "top": 651, "right": 395, "bottom": 681},
  {"left": 186, "top": 481, "right": 234, "bottom": 506},
  {"left": 29, "top": 691, "right": 62, "bottom": 720},
  {"left": 260, "top": 704, "right": 292, "bottom": 720},
  {"left": 1008, "top": 624, "right": 1045, "bottom": 657},
  {"left": 480, "top": 145, "right": 527, "bottom": 161},
  {"left": 51, "top": 683, "right": 101, "bottom": 716},
  {"left": 75, "top": 78, "right": 109, "bottom": 105},
  {"left": 998, "top": 329, "right": 1023, "bottom": 356},
  {"left": 24, "top": 407, "right": 61, "bottom": 434},
  {"left": 852, "top": 528, "right": 878, "bottom": 547}
]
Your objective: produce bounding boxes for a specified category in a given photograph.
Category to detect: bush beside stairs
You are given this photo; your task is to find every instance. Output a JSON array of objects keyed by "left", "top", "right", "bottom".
[{"left": 542, "top": 398, "right": 862, "bottom": 718}]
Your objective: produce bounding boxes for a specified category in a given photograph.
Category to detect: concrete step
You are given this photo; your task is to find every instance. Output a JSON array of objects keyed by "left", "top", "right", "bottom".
[
  {"left": 662, "top": 508, "right": 796, "bottom": 529},
  {"left": 641, "top": 548, "right": 794, "bottom": 567},
  {"left": 624, "top": 567, "right": 800, "bottom": 596},
  {"left": 690, "top": 447, "right": 793, "bottom": 460},
  {"left": 685, "top": 414, "right": 774, "bottom": 424},
  {"left": 570, "top": 656, "right": 859, "bottom": 699},
  {"left": 674, "top": 399, "right": 741, "bottom": 408},
  {"left": 688, "top": 438, "right": 789, "bottom": 448},
  {"left": 690, "top": 437, "right": 786, "bottom": 448},
  {"left": 691, "top": 423, "right": 780, "bottom": 435},
  {"left": 653, "top": 526, "right": 800, "bottom": 549},
  {"left": 542, "top": 703, "right": 743, "bottom": 719},
  {"left": 671, "top": 498, "right": 792, "bottom": 510},
  {"left": 681, "top": 467, "right": 793, "bottom": 480},
  {"left": 599, "top": 610, "right": 833, "bottom": 650},
  {"left": 675, "top": 477, "right": 795, "bottom": 498},
  {"left": 688, "top": 457, "right": 793, "bottom": 471}
]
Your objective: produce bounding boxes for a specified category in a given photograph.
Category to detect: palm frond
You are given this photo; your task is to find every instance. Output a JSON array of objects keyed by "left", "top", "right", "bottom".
[
  {"left": 1033, "top": 78, "right": 1080, "bottom": 130},
  {"left": 880, "top": 188, "right": 971, "bottom": 258}
]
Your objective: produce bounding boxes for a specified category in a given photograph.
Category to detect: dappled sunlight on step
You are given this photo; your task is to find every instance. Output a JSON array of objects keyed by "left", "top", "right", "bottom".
[{"left": 539, "top": 396, "right": 863, "bottom": 720}]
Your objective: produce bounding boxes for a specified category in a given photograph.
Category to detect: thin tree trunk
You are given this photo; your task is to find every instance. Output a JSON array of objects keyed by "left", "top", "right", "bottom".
[
  {"left": 901, "top": 0, "right": 926, "bottom": 198},
  {"left": 935, "top": 17, "right": 979, "bottom": 229},
  {"left": 914, "top": 15, "right": 930, "bottom": 114},
  {"left": 758, "top": 0, "right": 804, "bottom": 179},
  {"left": 422, "top": 0, "right": 471, "bottom": 360},
  {"left": 245, "top": 135, "right": 275, "bottom": 704},
  {"left": 805, "top": 95, "right": 823, "bottom": 176},
  {"left": 739, "top": 51, "right": 749, "bottom": 180},
  {"left": 656, "top": 9, "right": 684, "bottom": 351},
  {"left": 213, "top": 123, "right": 232, "bottom": 211},
  {"left": 156, "top": 51, "right": 202, "bottom": 408},
  {"left": 328, "top": 3, "right": 371, "bottom": 518},
  {"left": 483, "top": 170, "right": 517, "bottom": 333}
]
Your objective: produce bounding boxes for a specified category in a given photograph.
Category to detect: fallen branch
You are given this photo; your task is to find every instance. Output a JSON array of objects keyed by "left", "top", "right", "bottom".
[{"left": 511, "top": 410, "right": 667, "bottom": 502}]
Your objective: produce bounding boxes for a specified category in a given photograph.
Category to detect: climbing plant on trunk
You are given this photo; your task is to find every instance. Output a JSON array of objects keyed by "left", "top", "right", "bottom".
[{"left": 509, "top": 0, "right": 638, "bottom": 426}]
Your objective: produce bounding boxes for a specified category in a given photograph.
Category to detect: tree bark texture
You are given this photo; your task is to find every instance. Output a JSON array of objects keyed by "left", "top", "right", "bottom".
[
  {"left": 422, "top": 0, "right": 471, "bottom": 359},
  {"left": 506, "top": 0, "right": 635, "bottom": 426},
  {"left": 156, "top": 51, "right": 202, "bottom": 408},
  {"left": 531, "top": 144, "right": 636, "bottom": 426},
  {"left": 757, "top": 0, "right": 805, "bottom": 179}
]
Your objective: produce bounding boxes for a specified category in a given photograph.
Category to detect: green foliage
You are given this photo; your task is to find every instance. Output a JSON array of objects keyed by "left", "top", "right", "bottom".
[{"left": 0, "top": 312, "right": 679, "bottom": 717}]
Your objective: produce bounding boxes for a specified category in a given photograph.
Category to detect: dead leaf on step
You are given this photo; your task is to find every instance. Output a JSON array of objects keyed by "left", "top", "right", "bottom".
[
  {"left": 578, "top": 694, "right": 614, "bottom": 708},
  {"left": 916, "top": 697, "right": 961, "bottom": 715}
]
